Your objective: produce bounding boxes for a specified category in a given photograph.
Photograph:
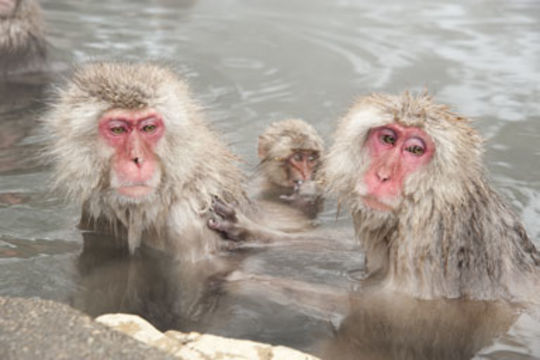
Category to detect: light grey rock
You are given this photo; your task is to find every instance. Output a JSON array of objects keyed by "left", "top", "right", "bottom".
[{"left": 97, "top": 313, "right": 320, "bottom": 360}]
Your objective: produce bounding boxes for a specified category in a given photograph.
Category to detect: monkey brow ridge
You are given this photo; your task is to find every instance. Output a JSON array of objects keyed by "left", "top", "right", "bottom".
[{"left": 92, "top": 85, "right": 150, "bottom": 109}]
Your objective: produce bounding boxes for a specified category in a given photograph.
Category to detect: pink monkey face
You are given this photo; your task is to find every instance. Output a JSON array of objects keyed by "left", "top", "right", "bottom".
[
  {"left": 98, "top": 108, "right": 165, "bottom": 199},
  {"left": 361, "top": 123, "right": 435, "bottom": 211}
]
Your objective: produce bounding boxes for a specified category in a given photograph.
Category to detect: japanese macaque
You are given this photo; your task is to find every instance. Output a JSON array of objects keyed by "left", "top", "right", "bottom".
[
  {"left": 252, "top": 119, "right": 324, "bottom": 231},
  {"left": 43, "top": 62, "right": 249, "bottom": 259},
  {"left": 211, "top": 92, "right": 540, "bottom": 301},
  {"left": 0, "top": 0, "right": 47, "bottom": 76}
]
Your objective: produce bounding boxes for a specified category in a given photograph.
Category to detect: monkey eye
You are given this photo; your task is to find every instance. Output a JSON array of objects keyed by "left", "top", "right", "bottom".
[
  {"left": 142, "top": 124, "right": 157, "bottom": 133},
  {"left": 308, "top": 153, "right": 319, "bottom": 162},
  {"left": 292, "top": 153, "right": 304, "bottom": 162},
  {"left": 379, "top": 129, "right": 397, "bottom": 145},
  {"left": 405, "top": 145, "right": 425, "bottom": 156},
  {"left": 404, "top": 137, "right": 426, "bottom": 156},
  {"left": 110, "top": 126, "right": 126, "bottom": 135}
]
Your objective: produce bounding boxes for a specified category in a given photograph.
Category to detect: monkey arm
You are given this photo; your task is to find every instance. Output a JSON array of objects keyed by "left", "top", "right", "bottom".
[
  {"left": 279, "top": 180, "right": 324, "bottom": 219},
  {"left": 207, "top": 197, "right": 333, "bottom": 247},
  {"left": 208, "top": 197, "right": 298, "bottom": 243}
]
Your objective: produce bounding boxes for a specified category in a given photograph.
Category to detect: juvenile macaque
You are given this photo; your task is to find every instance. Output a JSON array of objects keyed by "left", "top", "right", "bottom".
[
  {"left": 211, "top": 92, "right": 540, "bottom": 301},
  {"left": 0, "top": 0, "right": 47, "bottom": 75},
  {"left": 43, "top": 62, "right": 249, "bottom": 258},
  {"left": 252, "top": 119, "right": 324, "bottom": 231},
  {"left": 256, "top": 119, "right": 324, "bottom": 215}
]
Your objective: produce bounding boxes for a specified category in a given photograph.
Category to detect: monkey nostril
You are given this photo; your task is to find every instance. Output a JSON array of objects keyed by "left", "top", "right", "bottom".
[
  {"left": 133, "top": 157, "right": 143, "bottom": 166},
  {"left": 377, "top": 172, "right": 390, "bottom": 183}
]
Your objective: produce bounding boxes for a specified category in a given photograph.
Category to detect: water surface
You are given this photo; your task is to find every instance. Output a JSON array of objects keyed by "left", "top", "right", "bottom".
[{"left": 1, "top": 0, "right": 539, "bottom": 358}]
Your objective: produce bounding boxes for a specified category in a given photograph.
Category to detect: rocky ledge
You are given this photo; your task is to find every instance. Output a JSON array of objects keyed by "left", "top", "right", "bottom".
[{"left": 0, "top": 296, "right": 318, "bottom": 360}]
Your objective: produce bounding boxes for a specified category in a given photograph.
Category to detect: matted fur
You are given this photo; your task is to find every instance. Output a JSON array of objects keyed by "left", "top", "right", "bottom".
[
  {"left": 323, "top": 91, "right": 539, "bottom": 301},
  {"left": 258, "top": 118, "right": 324, "bottom": 189},
  {"left": 43, "top": 62, "right": 248, "bottom": 257},
  {"left": 253, "top": 118, "right": 325, "bottom": 222},
  {"left": 0, "top": 0, "right": 46, "bottom": 75}
]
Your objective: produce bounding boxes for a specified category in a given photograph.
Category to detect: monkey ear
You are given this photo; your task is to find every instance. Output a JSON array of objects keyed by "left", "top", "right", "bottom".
[{"left": 257, "top": 135, "right": 268, "bottom": 159}]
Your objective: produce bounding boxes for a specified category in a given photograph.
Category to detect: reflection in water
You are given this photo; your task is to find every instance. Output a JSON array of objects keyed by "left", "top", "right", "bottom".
[
  {"left": 73, "top": 231, "right": 236, "bottom": 332},
  {"left": 322, "top": 294, "right": 516, "bottom": 360},
  {"left": 75, "top": 239, "right": 521, "bottom": 360}
]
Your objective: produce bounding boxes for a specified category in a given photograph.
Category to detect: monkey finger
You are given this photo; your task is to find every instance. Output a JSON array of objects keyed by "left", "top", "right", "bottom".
[
  {"left": 208, "top": 217, "right": 245, "bottom": 242},
  {"left": 211, "top": 196, "right": 237, "bottom": 221},
  {"left": 279, "top": 194, "right": 296, "bottom": 202},
  {"left": 207, "top": 217, "right": 229, "bottom": 233},
  {"left": 218, "top": 240, "right": 245, "bottom": 252}
]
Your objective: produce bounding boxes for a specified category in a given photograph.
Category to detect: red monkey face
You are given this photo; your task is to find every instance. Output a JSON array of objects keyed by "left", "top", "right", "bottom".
[
  {"left": 98, "top": 108, "right": 164, "bottom": 199},
  {"left": 286, "top": 150, "right": 319, "bottom": 185},
  {"left": 362, "top": 123, "right": 435, "bottom": 211}
]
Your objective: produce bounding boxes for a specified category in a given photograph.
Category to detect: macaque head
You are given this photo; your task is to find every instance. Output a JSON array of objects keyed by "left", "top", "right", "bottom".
[
  {"left": 0, "top": 0, "right": 17, "bottom": 17},
  {"left": 43, "top": 62, "right": 228, "bottom": 217},
  {"left": 44, "top": 62, "right": 247, "bottom": 253},
  {"left": 323, "top": 92, "right": 484, "bottom": 214},
  {"left": 258, "top": 118, "right": 324, "bottom": 189}
]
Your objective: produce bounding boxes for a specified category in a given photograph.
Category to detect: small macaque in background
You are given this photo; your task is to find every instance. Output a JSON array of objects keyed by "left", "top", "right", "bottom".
[
  {"left": 0, "top": 0, "right": 47, "bottom": 76},
  {"left": 211, "top": 92, "right": 539, "bottom": 302},
  {"left": 43, "top": 62, "right": 249, "bottom": 259},
  {"left": 252, "top": 119, "right": 324, "bottom": 231}
]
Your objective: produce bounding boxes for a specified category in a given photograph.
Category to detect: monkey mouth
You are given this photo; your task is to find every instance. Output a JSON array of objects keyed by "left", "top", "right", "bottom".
[
  {"left": 361, "top": 195, "right": 396, "bottom": 212},
  {"left": 116, "top": 185, "right": 155, "bottom": 198}
]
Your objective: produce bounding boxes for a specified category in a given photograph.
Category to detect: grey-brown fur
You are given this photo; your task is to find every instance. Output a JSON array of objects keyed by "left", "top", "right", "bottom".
[
  {"left": 0, "top": 0, "right": 47, "bottom": 76},
  {"left": 255, "top": 118, "right": 324, "bottom": 223},
  {"left": 43, "top": 62, "right": 248, "bottom": 259},
  {"left": 323, "top": 91, "right": 540, "bottom": 301},
  {"left": 257, "top": 118, "right": 323, "bottom": 189}
]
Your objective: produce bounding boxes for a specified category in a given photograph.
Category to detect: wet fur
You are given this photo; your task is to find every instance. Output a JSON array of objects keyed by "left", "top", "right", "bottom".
[
  {"left": 254, "top": 118, "right": 325, "bottom": 226},
  {"left": 43, "top": 62, "right": 249, "bottom": 259},
  {"left": 0, "top": 0, "right": 47, "bottom": 75},
  {"left": 323, "top": 92, "right": 540, "bottom": 301},
  {"left": 257, "top": 118, "right": 324, "bottom": 189}
]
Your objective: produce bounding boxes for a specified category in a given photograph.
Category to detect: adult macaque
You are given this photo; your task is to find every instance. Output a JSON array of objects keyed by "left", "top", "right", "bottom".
[
  {"left": 0, "top": 0, "right": 47, "bottom": 75},
  {"left": 252, "top": 119, "right": 324, "bottom": 231},
  {"left": 211, "top": 92, "right": 540, "bottom": 301},
  {"left": 43, "top": 62, "right": 249, "bottom": 258}
]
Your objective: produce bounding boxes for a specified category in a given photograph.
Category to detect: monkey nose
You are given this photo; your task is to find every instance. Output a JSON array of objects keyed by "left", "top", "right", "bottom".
[
  {"left": 133, "top": 157, "right": 144, "bottom": 166},
  {"left": 376, "top": 170, "right": 391, "bottom": 183}
]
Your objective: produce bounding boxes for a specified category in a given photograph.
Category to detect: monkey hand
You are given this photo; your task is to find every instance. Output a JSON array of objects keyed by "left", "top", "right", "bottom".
[
  {"left": 280, "top": 180, "right": 321, "bottom": 207},
  {"left": 208, "top": 197, "right": 284, "bottom": 247},
  {"left": 208, "top": 196, "right": 251, "bottom": 243}
]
